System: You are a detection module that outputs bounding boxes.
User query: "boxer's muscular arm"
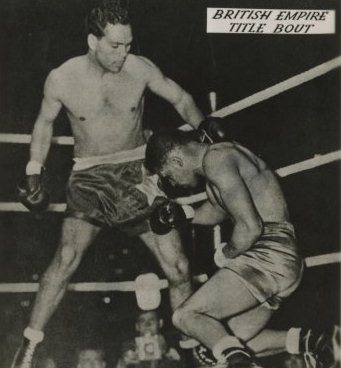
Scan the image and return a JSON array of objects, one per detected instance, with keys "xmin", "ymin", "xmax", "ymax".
[
  {"xmin": 143, "ymin": 58, "xmax": 204, "ymax": 128},
  {"xmin": 191, "ymin": 199, "xmax": 226, "ymax": 226},
  {"xmin": 204, "ymin": 151, "xmax": 263, "ymax": 258},
  {"xmin": 30, "ymin": 70, "xmax": 62, "ymax": 164}
]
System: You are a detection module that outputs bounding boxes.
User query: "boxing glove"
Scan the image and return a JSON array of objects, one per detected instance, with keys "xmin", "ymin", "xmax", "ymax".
[
  {"xmin": 18, "ymin": 165, "xmax": 50, "ymax": 212},
  {"xmin": 197, "ymin": 117, "xmax": 228, "ymax": 143},
  {"xmin": 150, "ymin": 200, "xmax": 194, "ymax": 235}
]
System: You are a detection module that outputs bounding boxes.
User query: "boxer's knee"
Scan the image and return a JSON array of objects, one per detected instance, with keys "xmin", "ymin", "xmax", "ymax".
[
  {"xmin": 164, "ymin": 256, "xmax": 190, "ymax": 287},
  {"xmin": 144, "ymin": 230, "xmax": 191, "ymax": 286},
  {"xmin": 172, "ymin": 307, "xmax": 186, "ymax": 331},
  {"xmin": 172, "ymin": 303, "xmax": 197, "ymax": 332}
]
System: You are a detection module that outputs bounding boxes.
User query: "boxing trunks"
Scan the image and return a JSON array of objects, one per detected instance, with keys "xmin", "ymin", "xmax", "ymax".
[
  {"xmin": 65, "ymin": 145, "xmax": 165, "ymax": 235},
  {"xmin": 223, "ymin": 221, "xmax": 304, "ymax": 309}
]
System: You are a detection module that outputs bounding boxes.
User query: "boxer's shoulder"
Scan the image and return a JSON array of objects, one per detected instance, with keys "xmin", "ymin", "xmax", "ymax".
[
  {"xmin": 129, "ymin": 55, "xmax": 163, "ymax": 80},
  {"xmin": 133, "ymin": 54, "xmax": 157, "ymax": 68},
  {"xmin": 53, "ymin": 56, "xmax": 85, "ymax": 76},
  {"xmin": 203, "ymin": 145, "xmax": 242, "ymax": 187},
  {"xmin": 45, "ymin": 56, "xmax": 85, "ymax": 92},
  {"xmin": 203, "ymin": 143, "xmax": 238, "ymax": 171}
]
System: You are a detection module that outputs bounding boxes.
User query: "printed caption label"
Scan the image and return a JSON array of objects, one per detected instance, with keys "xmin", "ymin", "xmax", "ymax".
[{"xmin": 207, "ymin": 8, "xmax": 335, "ymax": 34}]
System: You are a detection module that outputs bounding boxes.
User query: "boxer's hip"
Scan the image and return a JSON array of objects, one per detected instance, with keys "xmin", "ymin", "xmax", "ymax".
[
  {"xmin": 224, "ymin": 221, "xmax": 303, "ymax": 309},
  {"xmin": 65, "ymin": 147, "xmax": 165, "ymax": 234}
]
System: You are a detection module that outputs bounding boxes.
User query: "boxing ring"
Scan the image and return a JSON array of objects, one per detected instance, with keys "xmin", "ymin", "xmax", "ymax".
[{"xmin": 0, "ymin": 56, "xmax": 340, "ymax": 302}]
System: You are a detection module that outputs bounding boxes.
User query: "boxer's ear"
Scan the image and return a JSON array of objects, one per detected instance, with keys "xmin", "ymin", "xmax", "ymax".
[{"xmin": 88, "ymin": 34, "xmax": 98, "ymax": 51}]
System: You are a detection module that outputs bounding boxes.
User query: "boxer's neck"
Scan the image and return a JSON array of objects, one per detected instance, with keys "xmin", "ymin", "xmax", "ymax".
[{"xmin": 192, "ymin": 143, "xmax": 209, "ymax": 176}]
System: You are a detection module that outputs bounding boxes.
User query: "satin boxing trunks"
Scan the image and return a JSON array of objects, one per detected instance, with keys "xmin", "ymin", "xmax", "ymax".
[
  {"xmin": 223, "ymin": 221, "xmax": 304, "ymax": 309},
  {"xmin": 65, "ymin": 145, "xmax": 165, "ymax": 235}
]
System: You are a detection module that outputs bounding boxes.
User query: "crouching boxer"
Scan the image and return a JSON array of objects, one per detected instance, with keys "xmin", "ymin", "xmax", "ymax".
[{"xmin": 145, "ymin": 130, "xmax": 340, "ymax": 368}]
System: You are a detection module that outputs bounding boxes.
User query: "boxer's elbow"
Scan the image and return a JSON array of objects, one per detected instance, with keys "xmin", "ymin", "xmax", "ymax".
[
  {"xmin": 172, "ymin": 90, "xmax": 203, "ymax": 127},
  {"xmin": 232, "ymin": 220, "xmax": 263, "ymax": 253},
  {"xmin": 247, "ymin": 219, "xmax": 263, "ymax": 242}
]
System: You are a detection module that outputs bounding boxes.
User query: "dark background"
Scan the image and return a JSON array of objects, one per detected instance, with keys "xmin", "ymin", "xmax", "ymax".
[{"xmin": 0, "ymin": 0, "xmax": 340, "ymax": 366}]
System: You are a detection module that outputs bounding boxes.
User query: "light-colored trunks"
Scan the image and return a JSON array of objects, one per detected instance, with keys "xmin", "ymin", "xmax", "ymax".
[{"xmin": 223, "ymin": 221, "xmax": 303, "ymax": 309}]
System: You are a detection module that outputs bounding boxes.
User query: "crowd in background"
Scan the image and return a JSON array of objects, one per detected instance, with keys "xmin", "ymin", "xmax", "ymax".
[{"xmin": 2, "ymin": 309, "xmax": 307, "ymax": 368}]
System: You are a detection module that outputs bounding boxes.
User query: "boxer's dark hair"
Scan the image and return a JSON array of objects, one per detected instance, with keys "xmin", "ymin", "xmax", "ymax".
[
  {"xmin": 145, "ymin": 130, "xmax": 196, "ymax": 174},
  {"xmin": 85, "ymin": 0, "xmax": 130, "ymax": 37}
]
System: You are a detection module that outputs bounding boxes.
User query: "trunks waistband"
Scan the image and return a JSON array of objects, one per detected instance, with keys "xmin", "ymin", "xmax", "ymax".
[
  {"xmin": 72, "ymin": 145, "xmax": 146, "ymax": 171},
  {"xmin": 262, "ymin": 221, "xmax": 295, "ymax": 237}
]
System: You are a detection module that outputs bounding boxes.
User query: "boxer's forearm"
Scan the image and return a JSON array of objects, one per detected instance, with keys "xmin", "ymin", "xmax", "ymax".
[
  {"xmin": 191, "ymin": 200, "xmax": 226, "ymax": 225},
  {"xmin": 174, "ymin": 92, "xmax": 204, "ymax": 128},
  {"xmin": 30, "ymin": 118, "xmax": 54, "ymax": 165},
  {"xmin": 227, "ymin": 221, "xmax": 262, "ymax": 258}
]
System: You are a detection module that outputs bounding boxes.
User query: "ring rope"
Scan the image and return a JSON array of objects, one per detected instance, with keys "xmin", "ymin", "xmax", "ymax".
[
  {"xmin": 0, "ymin": 274, "xmax": 208, "ymax": 294},
  {"xmin": 0, "ymin": 252, "xmax": 339, "ymax": 294},
  {"xmin": 176, "ymin": 150, "xmax": 341, "ymax": 205},
  {"xmin": 0, "ymin": 134, "xmax": 74, "ymax": 145},
  {"xmin": 179, "ymin": 55, "xmax": 341, "ymax": 131},
  {"xmin": 0, "ymin": 56, "xmax": 340, "ymax": 145},
  {"xmin": 0, "ymin": 60, "xmax": 338, "ymax": 293},
  {"xmin": 0, "ymin": 150, "xmax": 339, "ymax": 212}
]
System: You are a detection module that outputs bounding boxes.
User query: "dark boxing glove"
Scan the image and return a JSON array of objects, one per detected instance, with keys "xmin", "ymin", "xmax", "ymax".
[
  {"xmin": 197, "ymin": 116, "xmax": 227, "ymax": 143},
  {"xmin": 18, "ymin": 162, "xmax": 50, "ymax": 212},
  {"xmin": 150, "ymin": 200, "xmax": 194, "ymax": 235}
]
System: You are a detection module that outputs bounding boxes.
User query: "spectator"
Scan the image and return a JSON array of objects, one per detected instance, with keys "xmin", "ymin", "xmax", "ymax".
[
  {"xmin": 36, "ymin": 355, "xmax": 58, "ymax": 368},
  {"xmin": 76, "ymin": 347, "xmax": 107, "ymax": 368},
  {"xmin": 116, "ymin": 310, "xmax": 184, "ymax": 368}
]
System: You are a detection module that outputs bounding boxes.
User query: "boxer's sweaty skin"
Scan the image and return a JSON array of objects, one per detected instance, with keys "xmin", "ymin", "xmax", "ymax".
[
  {"xmin": 26, "ymin": 23, "xmax": 201, "ymax": 334},
  {"xmin": 55, "ymin": 54, "xmax": 148, "ymax": 156},
  {"xmin": 202, "ymin": 142, "xmax": 290, "ymax": 258},
  {"xmin": 204, "ymin": 142, "xmax": 289, "ymax": 223},
  {"xmin": 157, "ymin": 139, "xmax": 290, "ymax": 256},
  {"xmin": 30, "ymin": 23, "xmax": 203, "ymax": 162},
  {"xmin": 157, "ymin": 140, "xmax": 301, "ymax": 356}
]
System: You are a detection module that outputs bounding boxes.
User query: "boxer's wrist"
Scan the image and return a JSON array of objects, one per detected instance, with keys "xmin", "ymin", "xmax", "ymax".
[{"xmin": 182, "ymin": 204, "xmax": 195, "ymax": 220}]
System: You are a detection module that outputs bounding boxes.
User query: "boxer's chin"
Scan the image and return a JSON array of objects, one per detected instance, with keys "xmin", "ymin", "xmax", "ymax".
[
  {"xmin": 107, "ymin": 61, "xmax": 125, "ymax": 73},
  {"xmin": 109, "ymin": 65, "xmax": 122, "ymax": 73}
]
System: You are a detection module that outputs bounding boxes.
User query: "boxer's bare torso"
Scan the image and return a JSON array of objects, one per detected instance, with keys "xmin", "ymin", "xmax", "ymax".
[
  {"xmin": 204, "ymin": 142, "xmax": 289, "ymax": 223},
  {"xmin": 30, "ymin": 23, "xmax": 203, "ymax": 165},
  {"xmin": 50, "ymin": 54, "xmax": 151, "ymax": 157}
]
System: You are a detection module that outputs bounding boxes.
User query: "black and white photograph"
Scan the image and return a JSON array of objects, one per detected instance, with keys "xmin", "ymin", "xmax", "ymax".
[{"xmin": 0, "ymin": 0, "xmax": 340, "ymax": 367}]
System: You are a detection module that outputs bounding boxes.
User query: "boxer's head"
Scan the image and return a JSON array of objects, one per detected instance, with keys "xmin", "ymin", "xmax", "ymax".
[
  {"xmin": 145, "ymin": 130, "xmax": 203, "ymax": 189},
  {"xmin": 135, "ymin": 310, "xmax": 163, "ymax": 336},
  {"xmin": 86, "ymin": 0, "xmax": 132, "ymax": 73}
]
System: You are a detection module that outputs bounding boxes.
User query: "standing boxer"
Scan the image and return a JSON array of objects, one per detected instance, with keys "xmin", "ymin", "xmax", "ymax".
[{"xmin": 13, "ymin": 1, "xmax": 204, "ymax": 367}]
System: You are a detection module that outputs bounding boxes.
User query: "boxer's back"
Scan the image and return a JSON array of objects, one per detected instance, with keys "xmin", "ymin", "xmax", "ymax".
[{"xmin": 204, "ymin": 142, "xmax": 289, "ymax": 222}]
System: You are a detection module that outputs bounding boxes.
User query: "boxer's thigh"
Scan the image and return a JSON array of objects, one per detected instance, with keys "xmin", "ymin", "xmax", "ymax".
[
  {"xmin": 139, "ymin": 228, "xmax": 190, "ymax": 279},
  {"xmin": 227, "ymin": 303, "xmax": 274, "ymax": 342},
  {"xmin": 179, "ymin": 268, "xmax": 259, "ymax": 320},
  {"xmin": 55, "ymin": 217, "xmax": 101, "ymax": 266}
]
